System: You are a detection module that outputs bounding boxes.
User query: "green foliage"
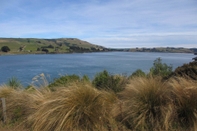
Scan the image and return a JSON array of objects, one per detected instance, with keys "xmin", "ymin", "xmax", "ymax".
[
  {"xmin": 7, "ymin": 77, "xmax": 22, "ymax": 89},
  {"xmin": 41, "ymin": 48, "xmax": 49, "ymax": 53},
  {"xmin": 149, "ymin": 57, "xmax": 173, "ymax": 77},
  {"xmin": 49, "ymin": 74, "xmax": 80, "ymax": 87},
  {"xmin": 92, "ymin": 70, "xmax": 109, "ymax": 88},
  {"xmin": 92, "ymin": 70, "xmax": 127, "ymax": 93},
  {"xmin": 48, "ymin": 74, "xmax": 90, "ymax": 91},
  {"xmin": 1, "ymin": 46, "xmax": 10, "ymax": 52},
  {"xmin": 81, "ymin": 75, "xmax": 90, "ymax": 82},
  {"xmin": 170, "ymin": 61, "xmax": 197, "ymax": 80},
  {"xmin": 130, "ymin": 69, "xmax": 146, "ymax": 78}
]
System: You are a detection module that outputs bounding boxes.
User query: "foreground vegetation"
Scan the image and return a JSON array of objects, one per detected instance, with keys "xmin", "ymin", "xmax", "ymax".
[{"xmin": 0, "ymin": 59, "xmax": 197, "ymax": 131}]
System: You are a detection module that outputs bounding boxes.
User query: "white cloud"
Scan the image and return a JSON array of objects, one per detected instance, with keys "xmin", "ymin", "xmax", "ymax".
[{"xmin": 0, "ymin": 0, "xmax": 197, "ymax": 47}]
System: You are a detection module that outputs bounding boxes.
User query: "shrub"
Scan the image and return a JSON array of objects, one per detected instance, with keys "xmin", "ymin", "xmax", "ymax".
[
  {"xmin": 92, "ymin": 70, "xmax": 128, "ymax": 93},
  {"xmin": 92, "ymin": 70, "xmax": 109, "ymax": 88},
  {"xmin": 114, "ymin": 77, "xmax": 171, "ymax": 130},
  {"xmin": 170, "ymin": 61, "xmax": 197, "ymax": 80},
  {"xmin": 130, "ymin": 69, "xmax": 146, "ymax": 78},
  {"xmin": 47, "ymin": 45, "xmax": 54, "ymax": 48},
  {"xmin": 29, "ymin": 84, "xmax": 116, "ymax": 131},
  {"xmin": 6, "ymin": 77, "xmax": 22, "ymax": 89},
  {"xmin": 48, "ymin": 74, "xmax": 90, "ymax": 91},
  {"xmin": 1, "ymin": 46, "xmax": 10, "ymax": 52},
  {"xmin": 41, "ymin": 48, "xmax": 49, "ymax": 53},
  {"xmin": 149, "ymin": 57, "xmax": 173, "ymax": 78}
]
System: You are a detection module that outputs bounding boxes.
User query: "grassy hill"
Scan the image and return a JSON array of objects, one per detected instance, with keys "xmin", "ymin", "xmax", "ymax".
[
  {"xmin": 128, "ymin": 47, "xmax": 197, "ymax": 53},
  {"xmin": 0, "ymin": 38, "xmax": 107, "ymax": 54}
]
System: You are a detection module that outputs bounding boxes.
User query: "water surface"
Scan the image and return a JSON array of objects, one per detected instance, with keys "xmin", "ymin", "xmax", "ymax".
[{"xmin": 0, "ymin": 52, "xmax": 194, "ymax": 86}]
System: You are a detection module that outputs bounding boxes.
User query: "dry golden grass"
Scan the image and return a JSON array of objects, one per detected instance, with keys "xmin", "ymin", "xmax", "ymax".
[
  {"xmin": 1, "ymin": 76, "xmax": 197, "ymax": 131},
  {"xmin": 168, "ymin": 77, "xmax": 197, "ymax": 130},
  {"xmin": 113, "ymin": 76, "xmax": 171, "ymax": 131},
  {"xmin": 0, "ymin": 86, "xmax": 51, "ymax": 129},
  {"xmin": 28, "ymin": 83, "xmax": 117, "ymax": 131}
]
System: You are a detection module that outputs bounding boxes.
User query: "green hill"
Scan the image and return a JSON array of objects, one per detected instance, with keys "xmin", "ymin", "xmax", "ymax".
[{"xmin": 0, "ymin": 38, "xmax": 107, "ymax": 54}]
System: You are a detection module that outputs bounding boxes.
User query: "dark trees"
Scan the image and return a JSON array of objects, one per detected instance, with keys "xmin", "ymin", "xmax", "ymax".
[{"xmin": 1, "ymin": 46, "xmax": 10, "ymax": 52}]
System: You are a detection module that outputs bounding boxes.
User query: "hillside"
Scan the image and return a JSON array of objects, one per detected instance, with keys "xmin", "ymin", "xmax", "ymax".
[
  {"xmin": 0, "ymin": 38, "xmax": 107, "ymax": 54},
  {"xmin": 128, "ymin": 47, "xmax": 197, "ymax": 53},
  {"xmin": 1, "ymin": 38, "xmax": 197, "ymax": 55}
]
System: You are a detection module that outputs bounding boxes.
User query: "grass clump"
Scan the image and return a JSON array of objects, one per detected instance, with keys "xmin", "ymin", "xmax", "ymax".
[
  {"xmin": 168, "ymin": 77, "xmax": 197, "ymax": 130},
  {"xmin": 29, "ymin": 83, "xmax": 116, "ymax": 131},
  {"xmin": 114, "ymin": 76, "xmax": 171, "ymax": 130}
]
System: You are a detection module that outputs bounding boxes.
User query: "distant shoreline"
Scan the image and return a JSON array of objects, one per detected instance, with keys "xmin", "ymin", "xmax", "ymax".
[
  {"xmin": 0, "ymin": 38, "xmax": 196, "ymax": 55},
  {"xmin": 0, "ymin": 50, "xmax": 195, "ymax": 57}
]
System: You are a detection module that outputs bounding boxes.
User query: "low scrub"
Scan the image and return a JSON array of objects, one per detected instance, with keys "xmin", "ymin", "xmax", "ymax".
[
  {"xmin": 149, "ymin": 57, "xmax": 173, "ymax": 78},
  {"xmin": 129, "ymin": 69, "xmax": 146, "ymax": 78},
  {"xmin": 48, "ymin": 74, "xmax": 90, "ymax": 91},
  {"xmin": 170, "ymin": 61, "xmax": 197, "ymax": 80},
  {"xmin": 0, "ymin": 69, "xmax": 197, "ymax": 130},
  {"xmin": 92, "ymin": 70, "xmax": 128, "ymax": 93}
]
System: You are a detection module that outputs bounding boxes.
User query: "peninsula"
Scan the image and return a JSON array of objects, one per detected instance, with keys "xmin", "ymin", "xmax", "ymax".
[{"xmin": 0, "ymin": 38, "xmax": 197, "ymax": 54}]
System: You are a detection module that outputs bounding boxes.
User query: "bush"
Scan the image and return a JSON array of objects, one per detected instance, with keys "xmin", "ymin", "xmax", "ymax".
[
  {"xmin": 92, "ymin": 70, "xmax": 128, "ymax": 93},
  {"xmin": 130, "ymin": 69, "xmax": 146, "ymax": 78},
  {"xmin": 47, "ymin": 45, "xmax": 54, "ymax": 48},
  {"xmin": 1, "ymin": 46, "xmax": 10, "ymax": 52},
  {"xmin": 7, "ymin": 77, "xmax": 22, "ymax": 89},
  {"xmin": 149, "ymin": 57, "xmax": 173, "ymax": 78},
  {"xmin": 170, "ymin": 61, "xmax": 197, "ymax": 80},
  {"xmin": 41, "ymin": 48, "xmax": 49, "ymax": 53},
  {"xmin": 48, "ymin": 74, "xmax": 90, "ymax": 91}
]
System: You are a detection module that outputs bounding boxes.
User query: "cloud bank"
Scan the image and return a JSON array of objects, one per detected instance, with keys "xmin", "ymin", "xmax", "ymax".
[{"xmin": 0, "ymin": 0, "xmax": 197, "ymax": 48}]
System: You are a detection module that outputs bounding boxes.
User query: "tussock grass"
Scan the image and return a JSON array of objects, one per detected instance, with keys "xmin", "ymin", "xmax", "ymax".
[
  {"xmin": 114, "ymin": 77, "xmax": 171, "ymax": 130},
  {"xmin": 168, "ymin": 77, "xmax": 197, "ymax": 130},
  {"xmin": 28, "ymin": 83, "xmax": 117, "ymax": 131},
  {"xmin": 1, "ymin": 75, "xmax": 197, "ymax": 131},
  {"xmin": 0, "ymin": 86, "xmax": 15, "ymax": 98},
  {"xmin": 0, "ymin": 86, "xmax": 50, "ymax": 130},
  {"xmin": 0, "ymin": 121, "xmax": 29, "ymax": 131}
]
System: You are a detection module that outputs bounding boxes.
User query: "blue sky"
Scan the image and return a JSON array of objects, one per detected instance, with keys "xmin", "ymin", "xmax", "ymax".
[{"xmin": 0, "ymin": 0, "xmax": 197, "ymax": 48}]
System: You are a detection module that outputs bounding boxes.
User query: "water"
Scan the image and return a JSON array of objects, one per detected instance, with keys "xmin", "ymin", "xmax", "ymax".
[{"xmin": 0, "ymin": 52, "xmax": 194, "ymax": 86}]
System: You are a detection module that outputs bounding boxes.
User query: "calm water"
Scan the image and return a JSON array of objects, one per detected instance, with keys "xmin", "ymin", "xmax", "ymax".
[{"xmin": 0, "ymin": 52, "xmax": 194, "ymax": 86}]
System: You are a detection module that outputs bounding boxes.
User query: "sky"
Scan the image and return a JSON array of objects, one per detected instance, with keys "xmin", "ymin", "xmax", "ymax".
[{"xmin": 0, "ymin": 0, "xmax": 197, "ymax": 48}]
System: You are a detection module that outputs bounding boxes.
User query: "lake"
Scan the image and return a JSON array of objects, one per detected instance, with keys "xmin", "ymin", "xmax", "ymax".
[{"xmin": 0, "ymin": 52, "xmax": 194, "ymax": 86}]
